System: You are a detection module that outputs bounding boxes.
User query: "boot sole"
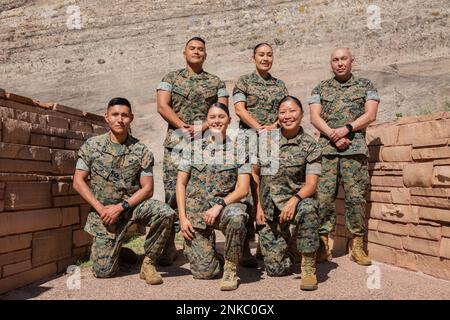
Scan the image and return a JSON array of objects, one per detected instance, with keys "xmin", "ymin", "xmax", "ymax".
[
  {"xmin": 350, "ymin": 254, "xmax": 372, "ymax": 266},
  {"xmin": 146, "ymin": 279, "xmax": 163, "ymax": 285},
  {"xmin": 220, "ymin": 286, "xmax": 238, "ymax": 291},
  {"xmin": 300, "ymin": 284, "xmax": 318, "ymax": 291}
]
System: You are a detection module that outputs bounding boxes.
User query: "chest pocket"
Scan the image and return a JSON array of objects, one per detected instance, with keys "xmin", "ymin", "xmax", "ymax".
[
  {"xmin": 216, "ymin": 164, "xmax": 238, "ymax": 192},
  {"xmin": 91, "ymin": 159, "xmax": 112, "ymax": 180},
  {"xmin": 120, "ymin": 157, "xmax": 141, "ymax": 183},
  {"xmin": 203, "ymin": 88, "xmax": 218, "ymax": 107},
  {"xmin": 347, "ymin": 91, "xmax": 366, "ymax": 117},
  {"xmin": 246, "ymin": 94, "xmax": 259, "ymax": 109},
  {"xmin": 172, "ymin": 85, "xmax": 190, "ymax": 113},
  {"xmin": 280, "ymin": 157, "xmax": 306, "ymax": 184}
]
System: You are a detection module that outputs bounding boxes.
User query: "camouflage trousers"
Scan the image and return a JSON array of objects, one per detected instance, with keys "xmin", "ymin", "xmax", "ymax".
[
  {"xmin": 259, "ymin": 198, "xmax": 319, "ymax": 276},
  {"xmin": 88, "ymin": 198, "xmax": 175, "ymax": 278},
  {"xmin": 317, "ymin": 155, "xmax": 370, "ymax": 237},
  {"xmin": 163, "ymin": 147, "xmax": 181, "ymax": 239},
  {"xmin": 184, "ymin": 203, "xmax": 248, "ymax": 279}
]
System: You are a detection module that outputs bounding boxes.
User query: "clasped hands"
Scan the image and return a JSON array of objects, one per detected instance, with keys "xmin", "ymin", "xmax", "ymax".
[
  {"xmin": 99, "ymin": 204, "xmax": 123, "ymax": 226},
  {"xmin": 328, "ymin": 126, "xmax": 352, "ymax": 150}
]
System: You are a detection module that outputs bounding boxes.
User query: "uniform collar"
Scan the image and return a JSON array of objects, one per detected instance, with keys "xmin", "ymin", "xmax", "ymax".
[
  {"xmin": 280, "ymin": 127, "xmax": 305, "ymax": 146},
  {"xmin": 251, "ymin": 71, "xmax": 276, "ymax": 85},
  {"xmin": 101, "ymin": 131, "xmax": 135, "ymax": 156},
  {"xmin": 332, "ymin": 73, "xmax": 356, "ymax": 88},
  {"xmin": 203, "ymin": 135, "xmax": 233, "ymax": 150},
  {"xmin": 181, "ymin": 67, "xmax": 208, "ymax": 80}
]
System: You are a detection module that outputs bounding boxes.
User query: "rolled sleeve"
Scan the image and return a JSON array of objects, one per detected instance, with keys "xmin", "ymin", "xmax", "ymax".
[
  {"xmin": 157, "ymin": 81, "xmax": 173, "ymax": 92},
  {"xmin": 140, "ymin": 165, "xmax": 153, "ymax": 177},
  {"xmin": 218, "ymin": 87, "xmax": 229, "ymax": 98},
  {"xmin": 308, "ymin": 94, "xmax": 321, "ymax": 105},
  {"xmin": 178, "ymin": 161, "xmax": 192, "ymax": 173},
  {"xmin": 75, "ymin": 158, "xmax": 90, "ymax": 172},
  {"xmin": 306, "ymin": 162, "xmax": 321, "ymax": 176},
  {"xmin": 233, "ymin": 92, "xmax": 247, "ymax": 104},
  {"xmin": 238, "ymin": 163, "xmax": 252, "ymax": 174},
  {"xmin": 366, "ymin": 90, "xmax": 380, "ymax": 102}
]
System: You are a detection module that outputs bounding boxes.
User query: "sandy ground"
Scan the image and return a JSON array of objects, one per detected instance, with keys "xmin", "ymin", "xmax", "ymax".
[{"xmin": 2, "ymin": 233, "xmax": 450, "ymax": 300}]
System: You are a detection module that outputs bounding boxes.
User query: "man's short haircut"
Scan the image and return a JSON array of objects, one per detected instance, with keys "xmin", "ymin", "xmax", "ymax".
[
  {"xmin": 253, "ymin": 42, "xmax": 273, "ymax": 56},
  {"xmin": 186, "ymin": 36, "xmax": 206, "ymax": 46},
  {"xmin": 278, "ymin": 95, "xmax": 303, "ymax": 113},
  {"xmin": 107, "ymin": 97, "xmax": 132, "ymax": 112},
  {"xmin": 208, "ymin": 102, "xmax": 230, "ymax": 117}
]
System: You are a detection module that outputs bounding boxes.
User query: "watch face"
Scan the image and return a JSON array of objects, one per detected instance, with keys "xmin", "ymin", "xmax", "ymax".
[{"xmin": 122, "ymin": 201, "xmax": 130, "ymax": 209}]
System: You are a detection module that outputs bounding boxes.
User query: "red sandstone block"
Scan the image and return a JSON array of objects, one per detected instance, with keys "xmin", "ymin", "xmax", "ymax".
[
  {"xmin": 62, "ymin": 207, "xmax": 80, "ymax": 226},
  {"xmin": 66, "ymin": 130, "xmax": 86, "ymax": 140},
  {"xmin": 65, "ymin": 139, "xmax": 84, "ymax": 150},
  {"xmin": 52, "ymin": 182, "xmax": 70, "ymax": 196},
  {"xmin": 73, "ymin": 246, "xmax": 90, "ymax": 257},
  {"xmin": 371, "ymin": 176, "xmax": 404, "ymax": 187},
  {"xmin": 0, "ymin": 262, "xmax": 57, "ymax": 294},
  {"xmin": 85, "ymin": 112, "xmax": 106, "ymax": 123},
  {"xmin": 0, "ymin": 249, "xmax": 31, "ymax": 267},
  {"xmin": 32, "ymin": 227, "xmax": 72, "ymax": 266},
  {"xmin": 402, "ymin": 236, "xmax": 440, "ymax": 256},
  {"xmin": 434, "ymin": 159, "xmax": 450, "ymax": 166},
  {"xmin": 368, "ymin": 145, "xmax": 382, "ymax": 162},
  {"xmin": 80, "ymin": 204, "xmax": 90, "ymax": 227},
  {"xmin": 413, "ymin": 139, "xmax": 448, "ymax": 148},
  {"xmin": 53, "ymin": 195, "xmax": 85, "ymax": 207},
  {"xmin": 410, "ymin": 196, "xmax": 449, "ymax": 209},
  {"xmin": 3, "ymin": 260, "xmax": 32, "ymax": 277},
  {"xmin": 368, "ymin": 219, "xmax": 379, "ymax": 231},
  {"xmin": 408, "ymin": 224, "xmax": 441, "ymax": 240},
  {"xmin": 417, "ymin": 112, "xmax": 447, "ymax": 122},
  {"xmin": 368, "ymin": 231, "xmax": 403, "ymax": 249},
  {"xmin": 73, "ymin": 229, "xmax": 92, "ymax": 247},
  {"xmin": 3, "ymin": 182, "xmax": 52, "ymax": 212},
  {"xmin": 31, "ymin": 124, "xmax": 68, "ymax": 138},
  {"xmin": 336, "ymin": 199, "xmax": 345, "ymax": 214},
  {"xmin": 30, "ymin": 133, "xmax": 65, "ymax": 148},
  {"xmin": 336, "ymin": 214, "xmax": 345, "ymax": 226},
  {"xmin": 402, "ymin": 163, "xmax": 434, "ymax": 188},
  {"xmin": 69, "ymin": 120, "xmax": 93, "ymax": 133},
  {"xmin": 46, "ymin": 115, "xmax": 69, "ymax": 130},
  {"xmin": 416, "ymin": 254, "xmax": 450, "ymax": 281},
  {"xmin": 56, "ymin": 256, "xmax": 79, "ymax": 273},
  {"xmin": 0, "ymin": 143, "xmax": 51, "ymax": 161},
  {"xmin": 432, "ymin": 165, "xmax": 450, "ymax": 187},
  {"xmin": 442, "ymin": 226, "xmax": 450, "ymax": 238},
  {"xmin": 369, "ymin": 191, "xmax": 392, "ymax": 203},
  {"xmin": 412, "ymin": 146, "xmax": 450, "ymax": 160},
  {"xmin": 0, "ymin": 182, "xmax": 4, "ymax": 198},
  {"xmin": 2, "ymin": 118, "xmax": 31, "ymax": 144},
  {"xmin": 53, "ymin": 103, "xmax": 85, "ymax": 117},
  {"xmin": 92, "ymin": 124, "xmax": 108, "ymax": 134},
  {"xmin": 0, "ymin": 208, "xmax": 62, "ymax": 236},
  {"xmin": 329, "ymin": 235, "xmax": 349, "ymax": 254},
  {"xmin": 418, "ymin": 207, "xmax": 450, "ymax": 223},
  {"xmin": 397, "ymin": 119, "xmax": 450, "ymax": 145},
  {"xmin": 367, "ymin": 242, "xmax": 396, "ymax": 265},
  {"xmin": 366, "ymin": 125, "xmax": 399, "ymax": 146},
  {"xmin": 369, "ymin": 162, "xmax": 408, "ymax": 171},
  {"xmin": 5, "ymin": 93, "xmax": 35, "ymax": 106},
  {"xmin": 0, "ymin": 159, "xmax": 53, "ymax": 174},
  {"xmin": 397, "ymin": 116, "xmax": 419, "ymax": 125},
  {"xmin": 390, "ymin": 188, "xmax": 410, "ymax": 204},
  {"xmin": 381, "ymin": 146, "xmax": 412, "ymax": 162},
  {"xmin": 377, "ymin": 221, "xmax": 408, "ymax": 236},
  {"xmin": 368, "ymin": 203, "xmax": 419, "ymax": 223},
  {"xmin": 370, "ymin": 170, "xmax": 403, "ymax": 176},
  {"xmin": 51, "ymin": 149, "xmax": 77, "ymax": 175},
  {"xmin": 0, "ymin": 233, "xmax": 32, "ymax": 254},
  {"xmin": 32, "ymin": 99, "xmax": 54, "ymax": 110},
  {"xmin": 440, "ymin": 237, "xmax": 450, "ymax": 259},
  {"xmin": 395, "ymin": 250, "xmax": 418, "ymax": 271}
]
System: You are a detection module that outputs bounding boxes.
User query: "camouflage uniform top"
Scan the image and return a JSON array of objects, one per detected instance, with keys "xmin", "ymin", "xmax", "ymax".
[
  {"xmin": 157, "ymin": 68, "xmax": 229, "ymax": 148},
  {"xmin": 258, "ymin": 128, "xmax": 322, "ymax": 221},
  {"xmin": 178, "ymin": 136, "xmax": 251, "ymax": 230},
  {"xmin": 76, "ymin": 132, "xmax": 154, "ymax": 237},
  {"xmin": 308, "ymin": 74, "xmax": 380, "ymax": 157},
  {"xmin": 233, "ymin": 71, "xmax": 289, "ymax": 129}
]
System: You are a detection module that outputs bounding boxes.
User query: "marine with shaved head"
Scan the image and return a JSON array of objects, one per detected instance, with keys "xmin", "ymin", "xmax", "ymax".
[{"xmin": 309, "ymin": 47, "xmax": 380, "ymax": 265}]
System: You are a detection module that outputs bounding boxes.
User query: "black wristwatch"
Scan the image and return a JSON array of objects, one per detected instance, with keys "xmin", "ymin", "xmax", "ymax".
[
  {"xmin": 345, "ymin": 123, "xmax": 353, "ymax": 134},
  {"xmin": 214, "ymin": 197, "xmax": 227, "ymax": 208},
  {"xmin": 293, "ymin": 194, "xmax": 303, "ymax": 202},
  {"xmin": 121, "ymin": 200, "xmax": 130, "ymax": 210}
]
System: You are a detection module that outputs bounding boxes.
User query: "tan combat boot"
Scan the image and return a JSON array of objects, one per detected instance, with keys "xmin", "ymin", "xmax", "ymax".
[
  {"xmin": 350, "ymin": 235, "xmax": 372, "ymax": 266},
  {"xmin": 316, "ymin": 234, "xmax": 332, "ymax": 263},
  {"xmin": 300, "ymin": 252, "xmax": 318, "ymax": 291},
  {"xmin": 239, "ymin": 239, "xmax": 258, "ymax": 268},
  {"xmin": 220, "ymin": 260, "xmax": 238, "ymax": 291},
  {"xmin": 140, "ymin": 256, "xmax": 163, "ymax": 285}
]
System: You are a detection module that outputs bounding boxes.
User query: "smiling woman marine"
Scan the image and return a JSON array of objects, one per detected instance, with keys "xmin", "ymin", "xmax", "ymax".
[
  {"xmin": 176, "ymin": 102, "xmax": 251, "ymax": 291},
  {"xmin": 254, "ymin": 96, "xmax": 322, "ymax": 291}
]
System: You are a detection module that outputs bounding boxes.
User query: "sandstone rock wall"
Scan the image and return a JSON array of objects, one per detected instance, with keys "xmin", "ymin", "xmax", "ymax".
[
  {"xmin": 0, "ymin": 88, "xmax": 111, "ymax": 294},
  {"xmin": 330, "ymin": 112, "xmax": 450, "ymax": 281}
]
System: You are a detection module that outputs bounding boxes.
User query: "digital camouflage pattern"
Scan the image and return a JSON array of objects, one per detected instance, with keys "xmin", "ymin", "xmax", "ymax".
[
  {"xmin": 157, "ymin": 68, "xmax": 228, "ymax": 210},
  {"xmin": 258, "ymin": 198, "xmax": 319, "ymax": 276},
  {"xmin": 77, "ymin": 132, "xmax": 175, "ymax": 277},
  {"xmin": 179, "ymin": 137, "xmax": 250, "ymax": 279},
  {"xmin": 184, "ymin": 203, "xmax": 248, "ymax": 279},
  {"xmin": 308, "ymin": 75, "xmax": 380, "ymax": 156},
  {"xmin": 317, "ymin": 155, "xmax": 370, "ymax": 236},
  {"xmin": 233, "ymin": 71, "xmax": 288, "ymax": 129},
  {"xmin": 257, "ymin": 128, "xmax": 321, "ymax": 276}
]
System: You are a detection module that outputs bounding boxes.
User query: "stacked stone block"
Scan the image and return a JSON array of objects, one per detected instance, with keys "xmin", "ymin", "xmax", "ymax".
[
  {"xmin": 0, "ymin": 88, "xmax": 109, "ymax": 294},
  {"xmin": 330, "ymin": 112, "xmax": 450, "ymax": 280}
]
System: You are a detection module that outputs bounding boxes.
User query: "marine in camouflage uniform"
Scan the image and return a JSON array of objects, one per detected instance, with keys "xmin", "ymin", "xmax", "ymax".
[
  {"xmin": 257, "ymin": 128, "xmax": 321, "ymax": 276},
  {"xmin": 232, "ymin": 71, "xmax": 289, "ymax": 257},
  {"xmin": 156, "ymin": 69, "xmax": 229, "ymax": 263},
  {"xmin": 309, "ymin": 74, "xmax": 380, "ymax": 261},
  {"xmin": 77, "ymin": 132, "xmax": 175, "ymax": 278},
  {"xmin": 178, "ymin": 136, "xmax": 250, "ymax": 280}
]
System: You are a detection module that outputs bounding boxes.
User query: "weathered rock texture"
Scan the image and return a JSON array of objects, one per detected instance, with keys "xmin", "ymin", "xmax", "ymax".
[
  {"xmin": 330, "ymin": 112, "xmax": 450, "ymax": 281},
  {"xmin": 0, "ymin": 88, "xmax": 110, "ymax": 294}
]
